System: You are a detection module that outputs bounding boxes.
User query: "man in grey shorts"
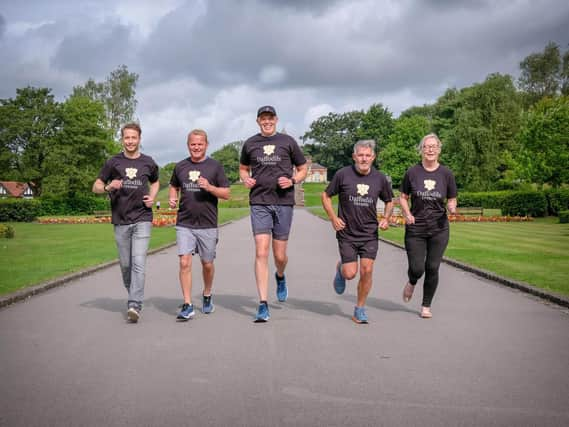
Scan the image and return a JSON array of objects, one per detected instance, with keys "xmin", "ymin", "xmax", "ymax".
[
  {"xmin": 239, "ymin": 106, "xmax": 308, "ymax": 322},
  {"xmin": 169, "ymin": 129, "xmax": 230, "ymax": 320}
]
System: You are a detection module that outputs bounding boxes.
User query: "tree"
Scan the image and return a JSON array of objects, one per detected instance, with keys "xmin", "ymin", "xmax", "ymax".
[
  {"xmin": 73, "ymin": 65, "xmax": 138, "ymax": 139},
  {"xmin": 0, "ymin": 87, "xmax": 61, "ymax": 195},
  {"xmin": 159, "ymin": 162, "xmax": 177, "ymax": 189},
  {"xmin": 429, "ymin": 75, "xmax": 522, "ymax": 191},
  {"xmin": 380, "ymin": 115, "xmax": 431, "ymax": 187},
  {"xmin": 211, "ymin": 141, "xmax": 242, "ymax": 183},
  {"xmin": 517, "ymin": 96, "xmax": 569, "ymax": 188},
  {"xmin": 41, "ymin": 96, "xmax": 113, "ymax": 196},
  {"xmin": 356, "ymin": 103, "xmax": 394, "ymax": 155},
  {"xmin": 518, "ymin": 42, "xmax": 565, "ymax": 105},
  {"xmin": 301, "ymin": 111, "xmax": 364, "ymax": 179}
]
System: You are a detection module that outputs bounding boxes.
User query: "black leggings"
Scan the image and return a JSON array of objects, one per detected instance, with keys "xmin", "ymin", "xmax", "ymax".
[{"xmin": 404, "ymin": 227, "xmax": 449, "ymax": 307}]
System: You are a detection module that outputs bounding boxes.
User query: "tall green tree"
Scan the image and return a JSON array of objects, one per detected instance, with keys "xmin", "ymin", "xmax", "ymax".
[
  {"xmin": 447, "ymin": 74, "xmax": 522, "ymax": 190},
  {"xmin": 518, "ymin": 42, "xmax": 566, "ymax": 105},
  {"xmin": 42, "ymin": 96, "xmax": 113, "ymax": 196},
  {"xmin": 301, "ymin": 111, "xmax": 364, "ymax": 179},
  {"xmin": 517, "ymin": 96, "xmax": 569, "ymax": 188},
  {"xmin": 380, "ymin": 115, "xmax": 431, "ymax": 187},
  {"xmin": 73, "ymin": 65, "xmax": 138, "ymax": 139},
  {"xmin": 356, "ymin": 103, "xmax": 394, "ymax": 154},
  {"xmin": 0, "ymin": 87, "xmax": 61, "ymax": 195},
  {"xmin": 211, "ymin": 141, "xmax": 242, "ymax": 183}
]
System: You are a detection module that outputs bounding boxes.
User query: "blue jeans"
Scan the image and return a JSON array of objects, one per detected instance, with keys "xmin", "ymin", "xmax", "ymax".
[{"xmin": 113, "ymin": 222, "xmax": 152, "ymax": 310}]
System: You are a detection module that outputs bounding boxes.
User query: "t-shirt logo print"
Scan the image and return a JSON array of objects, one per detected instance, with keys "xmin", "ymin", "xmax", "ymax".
[
  {"xmin": 125, "ymin": 168, "xmax": 138, "ymax": 179},
  {"xmin": 189, "ymin": 171, "xmax": 201, "ymax": 182},
  {"xmin": 424, "ymin": 179, "xmax": 436, "ymax": 191},
  {"xmin": 357, "ymin": 184, "xmax": 369, "ymax": 196},
  {"xmin": 263, "ymin": 145, "xmax": 275, "ymax": 155}
]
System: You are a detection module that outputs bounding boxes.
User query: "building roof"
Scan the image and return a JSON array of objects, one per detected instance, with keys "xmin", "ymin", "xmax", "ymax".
[
  {"xmin": 0, "ymin": 181, "xmax": 31, "ymax": 197},
  {"xmin": 310, "ymin": 162, "xmax": 327, "ymax": 170}
]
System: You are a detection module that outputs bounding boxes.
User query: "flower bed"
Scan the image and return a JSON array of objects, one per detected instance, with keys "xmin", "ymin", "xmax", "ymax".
[
  {"xmin": 38, "ymin": 212, "xmax": 178, "ymax": 227},
  {"xmin": 378, "ymin": 214, "xmax": 533, "ymax": 226}
]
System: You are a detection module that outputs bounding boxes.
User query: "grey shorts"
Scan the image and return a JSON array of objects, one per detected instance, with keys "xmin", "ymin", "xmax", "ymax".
[
  {"xmin": 338, "ymin": 239, "xmax": 378, "ymax": 263},
  {"xmin": 175, "ymin": 226, "xmax": 218, "ymax": 262},
  {"xmin": 250, "ymin": 205, "xmax": 294, "ymax": 241}
]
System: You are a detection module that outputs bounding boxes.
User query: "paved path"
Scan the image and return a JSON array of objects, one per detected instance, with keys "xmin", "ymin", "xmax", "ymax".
[{"xmin": 1, "ymin": 209, "xmax": 568, "ymax": 427}]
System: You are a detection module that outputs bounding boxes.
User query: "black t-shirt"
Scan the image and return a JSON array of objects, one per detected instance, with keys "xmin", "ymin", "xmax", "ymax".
[
  {"xmin": 240, "ymin": 132, "xmax": 307, "ymax": 205},
  {"xmin": 400, "ymin": 163, "xmax": 457, "ymax": 230},
  {"xmin": 325, "ymin": 166, "xmax": 393, "ymax": 242},
  {"xmin": 98, "ymin": 153, "xmax": 159, "ymax": 225},
  {"xmin": 170, "ymin": 157, "xmax": 230, "ymax": 229}
]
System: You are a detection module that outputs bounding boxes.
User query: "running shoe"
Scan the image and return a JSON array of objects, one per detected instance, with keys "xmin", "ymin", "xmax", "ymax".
[
  {"xmin": 333, "ymin": 262, "xmax": 346, "ymax": 295},
  {"xmin": 352, "ymin": 306, "xmax": 368, "ymax": 324},
  {"xmin": 202, "ymin": 295, "xmax": 215, "ymax": 314},
  {"xmin": 254, "ymin": 302, "xmax": 270, "ymax": 322},
  {"xmin": 275, "ymin": 272, "xmax": 288, "ymax": 302},
  {"xmin": 127, "ymin": 307, "xmax": 140, "ymax": 323},
  {"xmin": 177, "ymin": 303, "xmax": 195, "ymax": 321}
]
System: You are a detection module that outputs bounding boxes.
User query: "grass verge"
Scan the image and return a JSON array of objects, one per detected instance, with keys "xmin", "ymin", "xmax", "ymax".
[{"xmin": 0, "ymin": 207, "xmax": 249, "ymax": 295}]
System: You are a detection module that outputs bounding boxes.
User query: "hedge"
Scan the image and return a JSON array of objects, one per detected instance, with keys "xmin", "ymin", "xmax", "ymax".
[
  {"xmin": 545, "ymin": 188, "xmax": 569, "ymax": 216},
  {"xmin": 500, "ymin": 191, "xmax": 548, "ymax": 217},
  {"xmin": 0, "ymin": 195, "xmax": 110, "ymax": 221},
  {"xmin": 559, "ymin": 210, "xmax": 569, "ymax": 224},
  {"xmin": 38, "ymin": 195, "xmax": 110, "ymax": 216},
  {"xmin": 0, "ymin": 199, "xmax": 41, "ymax": 222},
  {"xmin": 457, "ymin": 191, "xmax": 510, "ymax": 209}
]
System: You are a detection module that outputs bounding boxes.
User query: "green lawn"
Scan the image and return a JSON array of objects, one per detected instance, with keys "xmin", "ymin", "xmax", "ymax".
[
  {"xmin": 0, "ymin": 207, "xmax": 249, "ymax": 295},
  {"xmin": 307, "ymin": 208, "xmax": 569, "ymax": 296}
]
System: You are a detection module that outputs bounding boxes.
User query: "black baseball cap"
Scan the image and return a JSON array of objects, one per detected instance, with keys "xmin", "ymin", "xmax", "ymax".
[{"xmin": 257, "ymin": 105, "xmax": 277, "ymax": 117}]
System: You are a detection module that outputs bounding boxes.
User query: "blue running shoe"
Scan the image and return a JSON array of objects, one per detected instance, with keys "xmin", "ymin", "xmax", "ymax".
[
  {"xmin": 333, "ymin": 262, "xmax": 346, "ymax": 295},
  {"xmin": 352, "ymin": 306, "xmax": 368, "ymax": 324},
  {"xmin": 275, "ymin": 272, "xmax": 288, "ymax": 302},
  {"xmin": 202, "ymin": 295, "xmax": 215, "ymax": 314},
  {"xmin": 254, "ymin": 302, "xmax": 270, "ymax": 322},
  {"xmin": 177, "ymin": 303, "xmax": 195, "ymax": 321}
]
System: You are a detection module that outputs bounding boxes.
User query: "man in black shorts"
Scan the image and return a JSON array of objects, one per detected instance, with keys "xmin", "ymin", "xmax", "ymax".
[
  {"xmin": 239, "ymin": 106, "xmax": 308, "ymax": 322},
  {"xmin": 322, "ymin": 140, "xmax": 393, "ymax": 324},
  {"xmin": 169, "ymin": 129, "xmax": 230, "ymax": 321},
  {"xmin": 93, "ymin": 122, "xmax": 160, "ymax": 323}
]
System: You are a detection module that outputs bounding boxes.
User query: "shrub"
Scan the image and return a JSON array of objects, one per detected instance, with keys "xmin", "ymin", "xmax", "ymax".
[
  {"xmin": 0, "ymin": 223, "xmax": 15, "ymax": 238},
  {"xmin": 546, "ymin": 188, "xmax": 569, "ymax": 216},
  {"xmin": 501, "ymin": 191, "xmax": 548, "ymax": 217},
  {"xmin": 0, "ymin": 199, "xmax": 41, "ymax": 222},
  {"xmin": 458, "ymin": 191, "xmax": 510, "ymax": 209},
  {"xmin": 38, "ymin": 195, "xmax": 111, "ymax": 216},
  {"xmin": 559, "ymin": 210, "xmax": 569, "ymax": 224}
]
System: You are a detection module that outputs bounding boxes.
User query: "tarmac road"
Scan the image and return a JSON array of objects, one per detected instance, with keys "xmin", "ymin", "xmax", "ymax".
[{"xmin": 1, "ymin": 209, "xmax": 568, "ymax": 427}]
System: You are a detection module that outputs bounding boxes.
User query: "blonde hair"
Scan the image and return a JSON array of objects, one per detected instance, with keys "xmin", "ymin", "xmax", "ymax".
[{"xmin": 187, "ymin": 128, "xmax": 208, "ymax": 144}]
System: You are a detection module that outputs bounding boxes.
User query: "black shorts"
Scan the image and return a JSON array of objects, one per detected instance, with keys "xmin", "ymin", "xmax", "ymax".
[{"xmin": 338, "ymin": 239, "xmax": 378, "ymax": 263}]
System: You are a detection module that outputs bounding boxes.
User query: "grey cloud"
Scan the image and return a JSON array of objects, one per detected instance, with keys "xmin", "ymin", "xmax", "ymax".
[
  {"xmin": 0, "ymin": 14, "xmax": 5, "ymax": 40},
  {"xmin": 51, "ymin": 22, "xmax": 134, "ymax": 76}
]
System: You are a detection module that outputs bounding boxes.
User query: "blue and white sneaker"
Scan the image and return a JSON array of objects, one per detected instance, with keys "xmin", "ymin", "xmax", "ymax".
[
  {"xmin": 275, "ymin": 272, "xmax": 288, "ymax": 302},
  {"xmin": 202, "ymin": 295, "xmax": 215, "ymax": 314},
  {"xmin": 176, "ymin": 303, "xmax": 195, "ymax": 321},
  {"xmin": 333, "ymin": 262, "xmax": 346, "ymax": 295},
  {"xmin": 254, "ymin": 302, "xmax": 270, "ymax": 322},
  {"xmin": 352, "ymin": 306, "xmax": 368, "ymax": 324}
]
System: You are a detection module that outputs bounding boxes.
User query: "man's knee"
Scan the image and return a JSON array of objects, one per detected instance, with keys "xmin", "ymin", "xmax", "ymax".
[{"xmin": 179, "ymin": 256, "xmax": 192, "ymax": 272}]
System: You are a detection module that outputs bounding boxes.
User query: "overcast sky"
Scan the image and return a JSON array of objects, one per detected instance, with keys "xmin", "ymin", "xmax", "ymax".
[{"xmin": 1, "ymin": 0, "xmax": 568, "ymax": 165}]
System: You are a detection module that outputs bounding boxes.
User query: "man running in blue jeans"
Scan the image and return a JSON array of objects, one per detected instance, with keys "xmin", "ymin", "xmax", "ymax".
[
  {"xmin": 322, "ymin": 140, "xmax": 393, "ymax": 324},
  {"xmin": 239, "ymin": 106, "xmax": 308, "ymax": 322},
  {"xmin": 169, "ymin": 129, "xmax": 230, "ymax": 321},
  {"xmin": 93, "ymin": 122, "xmax": 160, "ymax": 323}
]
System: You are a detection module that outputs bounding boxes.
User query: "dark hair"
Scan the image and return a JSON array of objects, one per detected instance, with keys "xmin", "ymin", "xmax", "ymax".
[{"xmin": 121, "ymin": 122, "xmax": 142, "ymax": 137}]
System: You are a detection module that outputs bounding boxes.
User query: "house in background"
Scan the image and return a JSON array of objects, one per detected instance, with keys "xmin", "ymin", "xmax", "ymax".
[
  {"xmin": 304, "ymin": 156, "xmax": 328, "ymax": 183},
  {"xmin": 0, "ymin": 181, "xmax": 35, "ymax": 199}
]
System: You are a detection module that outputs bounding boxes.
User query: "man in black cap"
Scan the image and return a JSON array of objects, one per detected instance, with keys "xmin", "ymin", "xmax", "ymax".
[{"xmin": 239, "ymin": 106, "xmax": 308, "ymax": 322}]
